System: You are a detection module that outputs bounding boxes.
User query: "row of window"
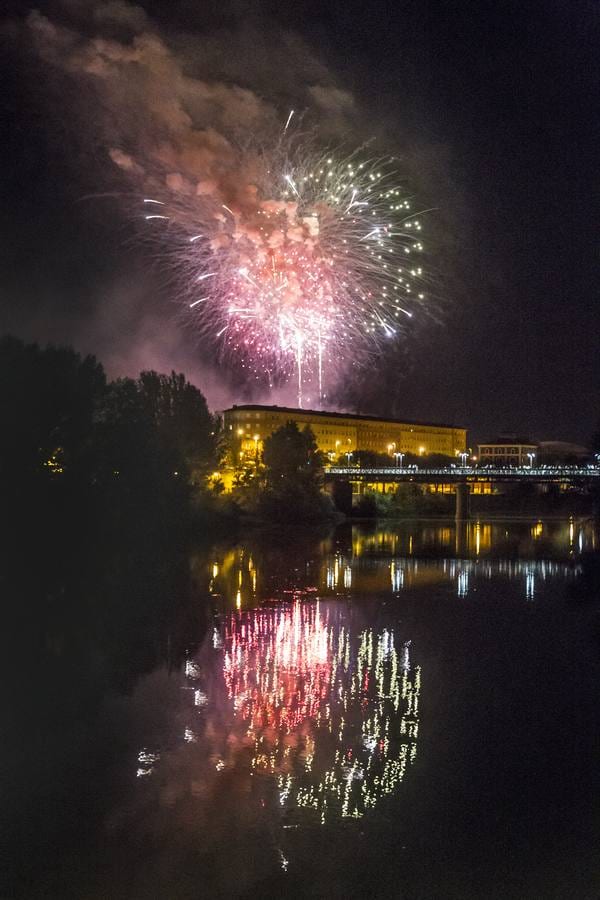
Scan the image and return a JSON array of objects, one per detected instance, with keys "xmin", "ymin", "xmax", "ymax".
[{"xmin": 480, "ymin": 448, "xmax": 535, "ymax": 456}]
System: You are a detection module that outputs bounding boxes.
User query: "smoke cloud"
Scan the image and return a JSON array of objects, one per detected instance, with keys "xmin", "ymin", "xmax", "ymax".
[{"xmin": 7, "ymin": 1, "xmax": 428, "ymax": 412}]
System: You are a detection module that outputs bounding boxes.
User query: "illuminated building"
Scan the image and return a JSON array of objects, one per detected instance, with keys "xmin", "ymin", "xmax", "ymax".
[
  {"xmin": 224, "ymin": 404, "xmax": 466, "ymax": 464},
  {"xmin": 478, "ymin": 436, "xmax": 538, "ymax": 466}
]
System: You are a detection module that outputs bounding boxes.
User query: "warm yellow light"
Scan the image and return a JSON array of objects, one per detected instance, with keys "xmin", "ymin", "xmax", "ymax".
[
  {"xmin": 237, "ymin": 428, "xmax": 244, "ymax": 436},
  {"xmin": 419, "ymin": 446, "xmax": 425, "ymax": 455},
  {"xmin": 253, "ymin": 434, "xmax": 260, "ymax": 441}
]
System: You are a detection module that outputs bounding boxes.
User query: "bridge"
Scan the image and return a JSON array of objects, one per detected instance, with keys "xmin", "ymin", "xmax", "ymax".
[{"xmin": 323, "ymin": 465, "xmax": 600, "ymax": 519}]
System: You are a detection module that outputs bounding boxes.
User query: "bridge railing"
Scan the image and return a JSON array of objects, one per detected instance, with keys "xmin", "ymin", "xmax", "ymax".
[{"xmin": 324, "ymin": 465, "xmax": 600, "ymax": 479}]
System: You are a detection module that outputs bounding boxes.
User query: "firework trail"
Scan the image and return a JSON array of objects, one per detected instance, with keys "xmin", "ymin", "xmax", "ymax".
[
  {"xmin": 23, "ymin": 7, "xmax": 427, "ymax": 405},
  {"xmin": 143, "ymin": 124, "xmax": 428, "ymax": 407}
]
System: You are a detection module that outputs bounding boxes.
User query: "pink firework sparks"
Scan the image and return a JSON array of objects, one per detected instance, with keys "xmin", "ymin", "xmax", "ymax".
[{"xmin": 143, "ymin": 129, "xmax": 429, "ymax": 405}]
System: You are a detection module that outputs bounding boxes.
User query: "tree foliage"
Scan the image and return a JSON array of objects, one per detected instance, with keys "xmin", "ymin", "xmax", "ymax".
[
  {"xmin": 262, "ymin": 420, "xmax": 323, "ymax": 486},
  {"xmin": 138, "ymin": 370, "xmax": 217, "ymax": 482},
  {"xmin": 254, "ymin": 422, "xmax": 335, "ymax": 522},
  {"xmin": 0, "ymin": 335, "xmax": 105, "ymax": 483},
  {"xmin": 0, "ymin": 336, "xmax": 217, "ymax": 509}
]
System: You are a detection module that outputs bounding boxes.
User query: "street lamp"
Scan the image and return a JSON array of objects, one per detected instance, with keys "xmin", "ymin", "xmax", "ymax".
[
  {"xmin": 253, "ymin": 434, "xmax": 260, "ymax": 464},
  {"xmin": 394, "ymin": 452, "xmax": 405, "ymax": 468},
  {"xmin": 527, "ymin": 452, "xmax": 535, "ymax": 468},
  {"xmin": 459, "ymin": 451, "xmax": 468, "ymax": 467},
  {"xmin": 345, "ymin": 451, "xmax": 353, "ymax": 466}
]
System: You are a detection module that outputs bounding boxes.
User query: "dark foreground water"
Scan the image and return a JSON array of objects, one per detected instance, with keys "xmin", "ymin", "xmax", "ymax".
[{"xmin": 3, "ymin": 518, "xmax": 600, "ymax": 899}]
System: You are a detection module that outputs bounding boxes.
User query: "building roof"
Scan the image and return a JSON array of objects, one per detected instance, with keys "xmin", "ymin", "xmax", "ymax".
[
  {"xmin": 223, "ymin": 404, "xmax": 465, "ymax": 431},
  {"xmin": 478, "ymin": 437, "xmax": 536, "ymax": 446}
]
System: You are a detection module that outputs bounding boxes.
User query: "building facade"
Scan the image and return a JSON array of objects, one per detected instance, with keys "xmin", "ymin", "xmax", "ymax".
[
  {"xmin": 477, "ymin": 438, "xmax": 538, "ymax": 466},
  {"xmin": 223, "ymin": 404, "xmax": 467, "ymax": 466}
]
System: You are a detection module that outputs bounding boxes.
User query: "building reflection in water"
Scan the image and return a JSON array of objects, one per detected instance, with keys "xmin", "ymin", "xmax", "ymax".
[
  {"xmin": 212, "ymin": 519, "xmax": 589, "ymax": 610},
  {"xmin": 219, "ymin": 600, "xmax": 420, "ymax": 823}
]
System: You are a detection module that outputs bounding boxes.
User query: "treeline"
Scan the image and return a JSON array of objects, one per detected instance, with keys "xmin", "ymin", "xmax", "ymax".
[
  {"xmin": 0, "ymin": 336, "xmax": 339, "ymax": 532},
  {"xmin": 0, "ymin": 335, "xmax": 221, "ymax": 533}
]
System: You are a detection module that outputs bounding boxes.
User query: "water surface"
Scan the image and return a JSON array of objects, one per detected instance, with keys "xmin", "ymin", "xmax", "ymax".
[{"xmin": 4, "ymin": 518, "xmax": 600, "ymax": 899}]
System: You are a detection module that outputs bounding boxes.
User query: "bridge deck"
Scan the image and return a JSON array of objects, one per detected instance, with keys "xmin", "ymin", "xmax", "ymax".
[{"xmin": 324, "ymin": 466, "xmax": 600, "ymax": 484}]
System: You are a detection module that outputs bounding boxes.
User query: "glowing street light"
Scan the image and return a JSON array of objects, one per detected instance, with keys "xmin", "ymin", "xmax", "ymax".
[
  {"xmin": 526, "ymin": 452, "xmax": 535, "ymax": 468},
  {"xmin": 253, "ymin": 434, "xmax": 260, "ymax": 464},
  {"xmin": 394, "ymin": 452, "xmax": 405, "ymax": 468},
  {"xmin": 459, "ymin": 451, "xmax": 468, "ymax": 467},
  {"xmin": 345, "ymin": 451, "xmax": 353, "ymax": 466}
]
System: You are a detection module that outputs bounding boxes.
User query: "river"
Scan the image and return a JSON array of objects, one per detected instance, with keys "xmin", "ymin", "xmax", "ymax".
[{"xmin": 3, "ymin": 518, "xmax": 600, "ymax": 898}]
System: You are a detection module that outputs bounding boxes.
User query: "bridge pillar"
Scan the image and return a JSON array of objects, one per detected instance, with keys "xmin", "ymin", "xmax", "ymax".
[
  {"xmin": 455, "ymin": 521, "xmax": 468, "ymax": 556},
  {"xmin": 455, "ymin": 481, "xmax": 470, "ymax": 521}
]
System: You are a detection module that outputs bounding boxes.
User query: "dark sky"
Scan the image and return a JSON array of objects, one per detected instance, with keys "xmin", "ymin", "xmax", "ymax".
[{"xmin": 1, "ymin": 0, "xmax": 598, "ymax": 443}]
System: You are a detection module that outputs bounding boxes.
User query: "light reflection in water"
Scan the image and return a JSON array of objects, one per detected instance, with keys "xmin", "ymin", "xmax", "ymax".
[
  {"xmin": 221, "ymin": 601, "xmax": 420, "ymax": 823},
  {"xmin": 216, "ymin": 553, "xmax": 580, "ymax": 608},
  {"xmin": 119, "ymin": 517, "xmax": 599, "ymax": 894},
  {"xmin": 525, "ymin": 567, "xmax": 535, "ymax": 602},
  {"xmin": 390, "ymin": 560, "xmax": 404, "ymax": 591},
  {"xmin": 172, "ymin": 599, "xmax": 421, "ymax": 826},
  {"xmin": 223, "ymin": 601, "xmax": 332, "ymax": 733},
  {"xmin": 212, "ymin": 521, "xmax": 590, "ymax": 609},
  {"xmin": 130, "ymin": 518, "xmax": 598, "ymax": 861},
  {"xmin": 457, "ymin": 569, "xmax": 469, "ymax": 598}
]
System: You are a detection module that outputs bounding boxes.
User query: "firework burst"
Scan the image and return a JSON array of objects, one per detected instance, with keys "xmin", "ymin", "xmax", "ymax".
[{"xmin": 144, "ymin": 125, "xmax": 429, "ymax": 406}]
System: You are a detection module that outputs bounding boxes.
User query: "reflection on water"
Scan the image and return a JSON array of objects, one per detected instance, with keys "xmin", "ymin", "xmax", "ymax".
[
  {"xmin": 182, "ymin": 599, "xmax": 420, "ymax": 825},
  {"xmin": 130, "ymin": 518, "xmax": 593, "ymax": 841},
  {"xmin": 5, "ymin": 516, "xmax": 600, "ymax": 898},
  {"xmin": 211, "ymin": 519, "xmax": 594, "ymax": 608}
]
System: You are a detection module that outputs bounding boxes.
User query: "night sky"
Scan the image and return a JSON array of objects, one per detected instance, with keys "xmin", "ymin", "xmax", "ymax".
[{"xmin": 1, "ymin": 0, "xmax": 598, "ymax": 443}]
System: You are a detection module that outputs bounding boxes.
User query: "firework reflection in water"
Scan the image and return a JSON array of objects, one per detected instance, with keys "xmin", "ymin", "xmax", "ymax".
[{"xmin": 220, "ymin": 599, "xmax": 420, "ymax": 823}]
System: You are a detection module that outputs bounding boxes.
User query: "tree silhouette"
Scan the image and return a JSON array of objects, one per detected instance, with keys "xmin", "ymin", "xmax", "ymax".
[
  {"xmin": 262, "ymin": 421, "xmax": 323, "ymax": 486},
  {"xmin": 138, "ymin": 370, "xmax": 217, "ymax": 483},
  {"xmin": 0, "ymin": 335, "xmax": 105, "ymax": 484}
]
